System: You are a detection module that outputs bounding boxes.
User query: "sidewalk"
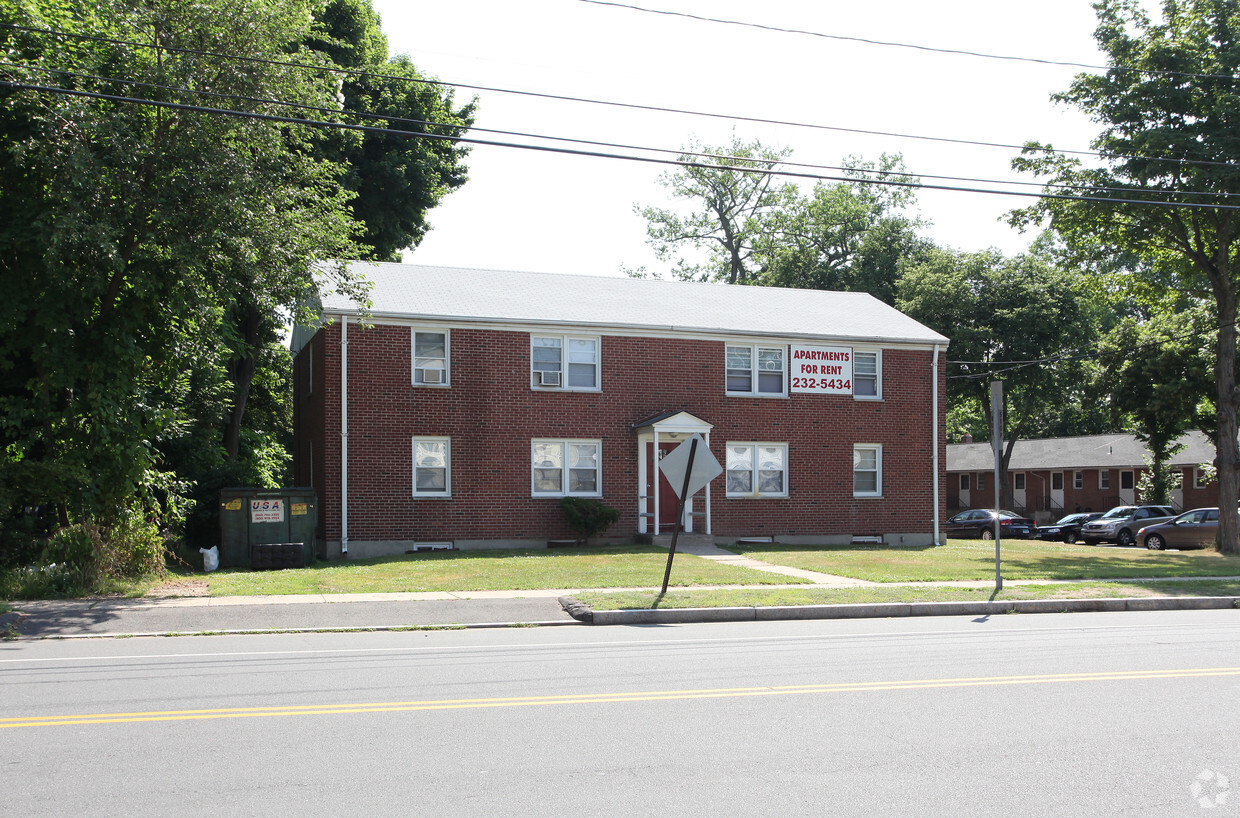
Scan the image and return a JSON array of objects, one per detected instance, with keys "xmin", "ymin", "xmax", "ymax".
[{"xmin": 4, "ymin": 577, "xmax": 1238, "ymax": 638}]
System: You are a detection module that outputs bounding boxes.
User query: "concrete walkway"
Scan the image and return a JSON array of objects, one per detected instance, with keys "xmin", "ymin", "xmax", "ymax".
[{"xmin": 672, "ymin": 541, "xmax": 873, "ymax": 585}]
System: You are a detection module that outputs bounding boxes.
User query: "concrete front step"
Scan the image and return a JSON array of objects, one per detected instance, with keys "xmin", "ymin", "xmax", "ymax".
[{"xmin": 648, "ymin": 533, "xmax": 715, "ymax": 548}]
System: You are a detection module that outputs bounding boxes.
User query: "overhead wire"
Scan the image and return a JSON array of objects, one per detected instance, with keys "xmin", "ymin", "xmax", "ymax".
[
  {"xmin": 7, "ymin": 59, "xmax": 1239, "ymax": 203},
  {"xmin": 578, "ymin": 0, "xmax": 1240, "ymax": 82},
  {"xmin": 6, "ymin": 77, "xmax": 1240, "ymax": 213},
  {"xmin": 3, "ymin": 21, "xmax": 1239, "ymax": 173}
]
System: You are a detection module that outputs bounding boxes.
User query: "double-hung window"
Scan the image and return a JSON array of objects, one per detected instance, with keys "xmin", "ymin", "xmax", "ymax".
[
  {"xmin": 412, "ymin": 437, "xmax": 451, "ymax": 497},
  {"xmin": 853, "ymin": 444, "xmax": 882, "ymax": 497},
  {"xmin": 531, "ymin": 335, "xmax": 599, "ymax": 390},
  {"xmin": 1099, "ymin": 470, "xmax": 1111, "ymax": 490},
  {"xmin": 853, "ymin": 349, "xmax": 881, "ymax": 398},
  {"xmin": 726, "ymin": 345, "xmax": 785, "ymax": 396},
  {"xmin": 725, "ymin": 443, "xmax": 788, "ymax": 498},
  {"xmin": 532, "ymin": 440, "xmax": 602, "ymax": 496},
  {"xmin": 412, "ymin": 329, "xmax": 449, "ymax": 386}
]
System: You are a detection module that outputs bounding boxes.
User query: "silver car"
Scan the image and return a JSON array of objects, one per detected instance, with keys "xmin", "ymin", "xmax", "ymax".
[{"xmin": 1080, "ymin": 505, "xmax": 1177, "ymax": 547}]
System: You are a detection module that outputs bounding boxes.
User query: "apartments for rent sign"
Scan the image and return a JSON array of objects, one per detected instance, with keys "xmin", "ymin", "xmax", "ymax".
[{"xmin": 790, "ymin": 345, "xmax": 852, "ymax": 395}]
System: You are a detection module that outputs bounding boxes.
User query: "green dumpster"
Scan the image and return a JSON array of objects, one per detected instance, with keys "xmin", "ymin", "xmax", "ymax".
[{"xmin": 218, "ymin": 488, "xmax": 317, "ymax": 569}]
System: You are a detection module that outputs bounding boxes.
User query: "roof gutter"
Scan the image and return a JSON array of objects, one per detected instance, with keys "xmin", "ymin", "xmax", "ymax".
[{"xmin": 340, "ymin": 316, "xmax": 349, "ymax": 556}]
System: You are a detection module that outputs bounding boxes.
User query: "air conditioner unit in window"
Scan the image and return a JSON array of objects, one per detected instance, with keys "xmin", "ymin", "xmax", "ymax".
[
  {"xmin": 537, "ymin": 370, "xmax": 561, "ymax": 386},
  {"xmin": 420, "ymin": 368, "xmax": 444, "ymax": 385}
]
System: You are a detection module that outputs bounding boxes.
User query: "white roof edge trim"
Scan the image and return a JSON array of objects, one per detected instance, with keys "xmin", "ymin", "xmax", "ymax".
[{"xmin": 317, "ymin": 309, "xmax": 950, "ymax": 349}]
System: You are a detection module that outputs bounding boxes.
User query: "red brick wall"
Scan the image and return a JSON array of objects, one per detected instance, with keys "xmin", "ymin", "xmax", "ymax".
[{"xmin": 299, "ymin": 321, "xmax": 947, "ymax": 544}]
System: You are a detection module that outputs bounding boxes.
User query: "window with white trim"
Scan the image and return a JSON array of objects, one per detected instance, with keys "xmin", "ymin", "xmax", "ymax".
[
  {"xmin": 960, "ymin": 474, "xmax": 970, "ymax": 491},
  {"xmin": 853, "ymin": 444, "xmax": 882, "ymax": 497},
  {"xmin": 412, "ymin": 437, "xmax": 450, "ymax": 497},
  {"xmin": 1074, "ymin": 470, "xmax": 1083, "ymax": 490},
  {"xmin": 853, "ymin": 350, "xmax": 881, "ymax": 399},
  {"xmin": 531, "ymin": 335, "xmax": 599, "ymax": 390},
  {"xmin": 1052, "ymin": 472, "xmax": 1064, "ymax": 491},
  {"xmin": 725, "ymin": 443, "xmax": 788, "ymax": 497},
  {"xmin": 726, "ymin": 345, "xmax": 786, "ymax": 396},
  {"xmin": 412, "ymin": 329, "xmax": 449, "ymax": 386},
  {"xmin": 532, "ymin": 440, "xmax": 601, "ymax": 496},
  {"xmin": 1013, "ymin": 472, "xmax": 1026, "ymax": 491},
  {"xmin": 1099, "ymin": 470, "xmax": 1111, "ymax": 490},
  {"xmin": 1194, "ymin": 467, "xmax": 1210, "ymax": 489},
  {"xmin": 1120, "ymin": 470, "xmax": 1135, "ymax": 490}
]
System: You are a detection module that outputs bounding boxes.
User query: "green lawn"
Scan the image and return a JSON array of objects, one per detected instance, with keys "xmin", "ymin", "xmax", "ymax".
[
  {"xmin": 203, "ymin": 545, "xmax": 810, "ymax": 596},
  {"xmin": 731, "ymin": 539, "xmax": 1240, "ymax": 582}
]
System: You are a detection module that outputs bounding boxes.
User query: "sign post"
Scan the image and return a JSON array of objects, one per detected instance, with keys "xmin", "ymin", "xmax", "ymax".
[
  {"xmin": 990, "ymin": 380, "xmax": 1004, "ymax": 592},
  {"xmin": 657, "ymin": 434, "xmax": 723, "ymax": 595}
]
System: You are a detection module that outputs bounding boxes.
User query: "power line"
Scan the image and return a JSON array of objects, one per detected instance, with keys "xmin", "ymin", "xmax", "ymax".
[
  {"xmin": 6, "ymin": 77, "xmax": 1240, "ymax": 213},
  {"xmin": 8, "ymin": 59, "xmax": 1237, "ymax": 203},
  {"xmin": 947, "ymin": 312, "xmax": 1225, "ymax": 381},
  {"xmin": 578, "ymin": 0, "xmax": 1240, "ymax": 82},
  {"xmin": 3, "ymin": 21, "xmax": 1238, "ymax": 173}
]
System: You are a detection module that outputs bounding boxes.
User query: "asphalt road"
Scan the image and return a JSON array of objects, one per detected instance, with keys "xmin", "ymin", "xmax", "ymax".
[{"xmin": 2, "ymin": 610, "xmax": 1238, "ymax": 816}]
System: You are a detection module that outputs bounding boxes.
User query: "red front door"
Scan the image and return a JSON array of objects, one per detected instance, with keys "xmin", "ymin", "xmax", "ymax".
[{"xmin": 646, "ymin": 441, "xmax": 681, "ymax": 532}]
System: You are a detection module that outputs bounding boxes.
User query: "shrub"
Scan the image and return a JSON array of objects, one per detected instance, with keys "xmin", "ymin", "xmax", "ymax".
[{"xmin": 560, "ymin": 497, "xmax": 621, "ymax": 543}]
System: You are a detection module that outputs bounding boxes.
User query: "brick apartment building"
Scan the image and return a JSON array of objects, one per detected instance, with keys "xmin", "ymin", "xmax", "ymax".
[
  {"xmin": 291, "ymin": 263, "xmax": 950, "ymax": 559},
  {"xmin": 947, "ymin": 431, "xmax": 1220, "ymax": 522}
]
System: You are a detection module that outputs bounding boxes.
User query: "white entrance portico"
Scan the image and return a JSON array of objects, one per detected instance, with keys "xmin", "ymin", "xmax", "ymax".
[{"xmin": 632, "ymin": 410, "xmax": 714, "ymax": 536}]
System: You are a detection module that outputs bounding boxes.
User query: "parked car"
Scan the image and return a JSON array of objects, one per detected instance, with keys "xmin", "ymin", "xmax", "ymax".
[
  {"xmin": 946, "ymin": 509, "xmax": 1038, "ymax": 540},
  {"xmin": 1079, "ymin": 505, "xmax": 1177, "ymax": 547},
  {"xmin": 1138, "ymin": 507, "xmax": 1221, "ymax": 550},
  {"xmin": 1036, "ymin": 512, "xmax": 1103, "ymax": 544}
]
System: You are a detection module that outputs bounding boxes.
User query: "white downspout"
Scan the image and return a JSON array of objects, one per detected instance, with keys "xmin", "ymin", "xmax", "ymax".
[
  {"xmin": 932, "ymin": 343, "xmax": 942, "ymax": 546},
  {"xmin": 340, "ymin": 316, "xmax": 349, "ymax": 556}
]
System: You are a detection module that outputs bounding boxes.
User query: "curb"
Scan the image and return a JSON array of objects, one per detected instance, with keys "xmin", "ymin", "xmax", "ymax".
[
  {"xmin": 17, "ymin": 619, "xmax": 586, "ymax": 640},
  {"xmin": 574, "ymin": 596, "xmax": 1240, "ymax": 626}
]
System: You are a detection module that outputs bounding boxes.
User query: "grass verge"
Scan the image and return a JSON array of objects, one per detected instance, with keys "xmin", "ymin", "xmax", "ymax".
[
  {"xmin": 573, "ymin": 578, "xmax": 1240, "ymax": 610},
  {"xmin": 202, "ymin": 545, "xmax": 809, "ymax": 596},
  {"xmin": 732, "ymin": 539, "xmax": 1240, "ymax": 582}
]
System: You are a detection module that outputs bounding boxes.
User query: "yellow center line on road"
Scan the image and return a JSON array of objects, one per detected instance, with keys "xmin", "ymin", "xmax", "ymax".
[{"xmin": 5, "ymin": 666, "xmax": 1239, "ymax": 729}]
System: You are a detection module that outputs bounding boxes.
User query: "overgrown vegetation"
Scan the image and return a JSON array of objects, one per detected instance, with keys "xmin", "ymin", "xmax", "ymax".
[{"xmin": 0, "ymin": 0, "xmax": 474, "ymax": 588}]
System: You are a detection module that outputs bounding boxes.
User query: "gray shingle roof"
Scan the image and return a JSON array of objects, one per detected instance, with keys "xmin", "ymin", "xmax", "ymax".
[
  {"xmin": 317, "ymin": 262, "xmax": 949, "ymax": 346},
  {"xmin": 947, "ymin": 431, "xmax": 1216, "ymax": 472}
]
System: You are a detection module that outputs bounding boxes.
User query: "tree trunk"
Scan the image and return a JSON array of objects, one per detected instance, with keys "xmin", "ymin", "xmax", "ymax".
[
  {"xmin": 223, "ymin": 305, "xmax": 263, "ymax": 462},
  {"xmin": 1213, "ymin": 280, "xmax": 1240, "ymax": 555}
]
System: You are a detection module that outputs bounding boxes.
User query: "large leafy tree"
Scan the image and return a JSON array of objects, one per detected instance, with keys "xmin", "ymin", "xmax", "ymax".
[
  {"xmin": 1095, "ymin": 303, "xmax": 1214, "ymax": 503},
  {"xmin": 0, "ymin": 0, "xmax": 370, "ymax": 534},
  {"xmin": 1011, "ymin": 0, "xmax": 1240, "ymax": 553},
  {"xmin": 759, "ymin": 155, "xmax": 927, "ymax": 306},
  {"xmin": 634, "ymin": 139, "xmax": 924, "ymax": 303},
  {"xmin": 897, "ymin": 246, "xmax": 1103, "ymax": 509},
  {"xmin": 633, "ymin": 137, "xmax": 795, "ymax": 284}
]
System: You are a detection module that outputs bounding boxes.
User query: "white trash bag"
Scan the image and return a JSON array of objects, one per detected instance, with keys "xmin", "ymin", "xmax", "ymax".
[{"xmin": 200, "ymin": 546, "xmax": 220, "ymax": 572}]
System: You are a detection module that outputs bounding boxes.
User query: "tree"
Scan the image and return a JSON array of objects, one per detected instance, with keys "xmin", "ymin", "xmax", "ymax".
[
  {"xmin": 634, "ymin": 137, "xmax": 794, "ymax": 284},
  {"xmin": 1011, "ymin": 0, "xmax": 1240, "ymax": 553},
  {"xmin": 214, "ymin": 0, "xmax": 476, "ymax": 467},
  {"xmin": 759, "ymin": 155, "xmax": 927, "ymax": 305},
  {"xmin": 308, "ymin": 0, "xmax": 476, "ymax": 260},
  {"xmin": 0, "ymin": 0, "xmax": 368, "ymax": 537},
  {"xmin": 897, "ymin": 246, "xmax": 1102, "ymax": 509},
  {"xmin": 1094, "ymin": 304, "xmax": 1214, "ymax": 505}
]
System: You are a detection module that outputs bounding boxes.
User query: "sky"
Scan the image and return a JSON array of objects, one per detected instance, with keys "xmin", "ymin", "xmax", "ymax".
[{"xmin": 368, "ymin": 0, "xmax": 1115, "ymax": 278}]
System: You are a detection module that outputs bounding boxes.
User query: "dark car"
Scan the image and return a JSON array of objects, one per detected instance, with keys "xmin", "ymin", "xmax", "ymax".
[
  {"xmin": 1138, "ymin": 507, "xmax": 1221, "ymax": 551},
  {"xmin": 1036, "ymin": 512, "xmax": 1103, "ymax": 544},
  {"xmin": 946, "ymin": 509, "xmax": 1038, "ymax": 540}
]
